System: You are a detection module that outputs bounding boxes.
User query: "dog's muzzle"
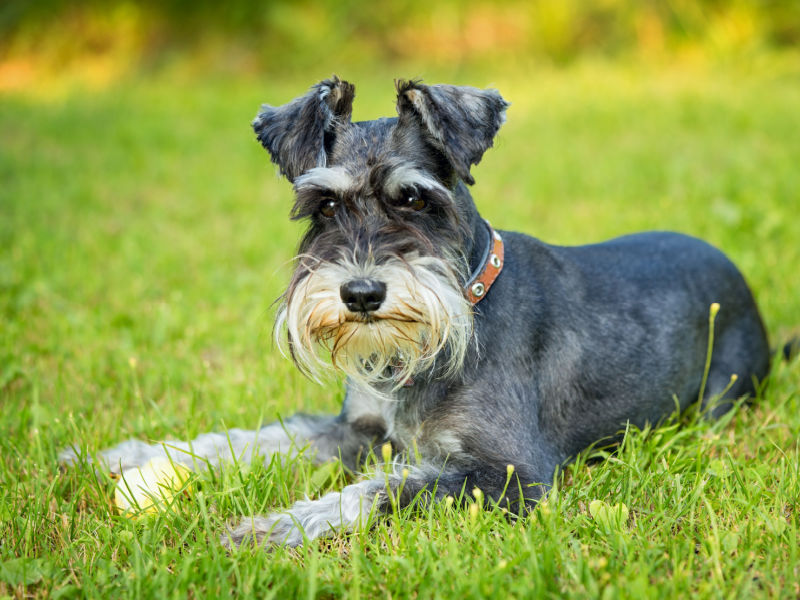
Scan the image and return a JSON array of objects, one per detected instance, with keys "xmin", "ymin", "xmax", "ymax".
[{"xmin": 276, "ymin": 256, "xmax": 473, "ymax": 389}]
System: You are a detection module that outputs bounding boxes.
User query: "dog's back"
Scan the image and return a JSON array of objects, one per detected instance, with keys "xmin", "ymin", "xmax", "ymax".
[{"xmin": 507, "ymin": 230, "xmax": 769, "ymax": 453}]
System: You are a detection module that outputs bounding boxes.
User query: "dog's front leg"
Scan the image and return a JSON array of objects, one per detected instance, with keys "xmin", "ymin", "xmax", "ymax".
[
  {"xmin": 224, "ymin": 475, "xmax": 387, "ymax": 548},
  {"xmin": 60, "ymin": 413, "xmax": 359, "ymax": 474},
  {"xmin": 225, "ymin": 461, "xmax": 542, "ymax": 549}
]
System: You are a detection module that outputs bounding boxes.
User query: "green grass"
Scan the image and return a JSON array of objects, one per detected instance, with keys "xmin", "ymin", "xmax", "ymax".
[{"xmin": 2, "ymin": 61, "xmax": 800, "ymax": 598}]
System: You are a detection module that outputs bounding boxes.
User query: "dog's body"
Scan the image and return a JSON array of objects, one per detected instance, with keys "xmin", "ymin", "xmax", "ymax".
[{"xmin": 62, "ymin": 78, "xmax": 770, "ymax": 548}]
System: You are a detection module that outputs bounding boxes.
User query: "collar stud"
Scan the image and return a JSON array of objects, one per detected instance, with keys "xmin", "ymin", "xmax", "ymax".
[{"xmin": 465, "ymin": 220, "xmax": 504, "ymax": 305}]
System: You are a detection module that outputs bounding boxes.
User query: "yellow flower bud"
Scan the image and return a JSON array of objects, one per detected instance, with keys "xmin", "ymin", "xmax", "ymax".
[
  {"xmin": 469, "ymin": 503, "xmax": 479, "ymax": 521},
  {"xmin": 381, "ymin": 442, "xmax": 392, "ymax": 465}
]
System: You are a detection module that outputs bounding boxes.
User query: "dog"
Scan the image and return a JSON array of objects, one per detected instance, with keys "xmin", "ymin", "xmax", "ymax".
[{"xmin": 61, "ymin": 77, "xmax": 772, "ymax": 549}]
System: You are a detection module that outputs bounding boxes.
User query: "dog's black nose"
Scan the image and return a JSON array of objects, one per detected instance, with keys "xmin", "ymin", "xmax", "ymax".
[{"xmin": 340, "ymin": 279, "xmax": 387, "ymax": 313}]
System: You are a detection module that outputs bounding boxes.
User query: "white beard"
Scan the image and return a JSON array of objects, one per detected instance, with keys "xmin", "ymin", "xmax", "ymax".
[{"xmin": 276, "ymin": 254, "xmax": 473, "ymax": 391}]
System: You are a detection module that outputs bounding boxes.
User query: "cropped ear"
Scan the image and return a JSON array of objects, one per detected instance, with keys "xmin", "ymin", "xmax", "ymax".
[
  {"xmin": 253, "ymin": 76, "xmax": 355, "ymax": 182},
  {"xmin": 395, "ymin": 80, "xmax": 509, "ymax": 185}
]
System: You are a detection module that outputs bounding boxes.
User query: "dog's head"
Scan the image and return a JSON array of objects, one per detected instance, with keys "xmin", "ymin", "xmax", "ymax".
[{"xmin": 254, "ymin": 76, "xmax": 508, "ymax": 389}]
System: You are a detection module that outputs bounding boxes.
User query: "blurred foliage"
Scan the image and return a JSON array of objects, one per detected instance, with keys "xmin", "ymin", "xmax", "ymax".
[{"xmin": 1, "ymin": 0, "xmax": 798, "ymax": 91}]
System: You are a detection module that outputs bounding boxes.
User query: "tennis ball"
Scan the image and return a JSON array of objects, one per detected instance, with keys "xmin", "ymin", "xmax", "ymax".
[{"xmin": 114, "ymin": 457, "xmax": 191, "ymax": 516}]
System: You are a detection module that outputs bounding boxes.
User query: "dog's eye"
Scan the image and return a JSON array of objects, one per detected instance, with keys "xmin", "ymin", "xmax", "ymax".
[
  {"xmin": 319, "ymin": 198, "xmax": 337, "ymax": 218},
  {"xmin": 393, "ymin": 191, "xmax": 426, "ymax": 212},
  {"xmin": 406, "ymin": 194, "xmax": 426, "ymax": 211}
]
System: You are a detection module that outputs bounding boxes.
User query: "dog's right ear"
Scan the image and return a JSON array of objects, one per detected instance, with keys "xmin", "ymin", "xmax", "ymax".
[{"xmin": 253, "ymin": 77, "xmax": 355, "ymax": 182}]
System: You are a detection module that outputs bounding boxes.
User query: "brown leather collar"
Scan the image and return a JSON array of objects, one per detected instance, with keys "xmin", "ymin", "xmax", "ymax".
[{"xmin": 465, "ymin": 221, "xmax": 504, "ymax": 304}]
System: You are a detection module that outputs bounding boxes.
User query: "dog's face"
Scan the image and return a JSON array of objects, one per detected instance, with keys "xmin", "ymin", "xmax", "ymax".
[{"xmin": 254, "ymin": 78, "xmax": 508, "ymax": 389}]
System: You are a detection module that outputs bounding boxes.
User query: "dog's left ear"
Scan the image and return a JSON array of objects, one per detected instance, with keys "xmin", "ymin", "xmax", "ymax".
[
  {"xmin": 253, "ymin": 76, "xmax": 355, "ymax": 182},
  {"xmin": 396, "ymin": 80, "xmax": 509, "ymax": 185}
]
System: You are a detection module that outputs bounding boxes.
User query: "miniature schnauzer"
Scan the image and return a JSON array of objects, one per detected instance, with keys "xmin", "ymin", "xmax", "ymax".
[{"xmin": 62, "ymin": 77, "xmax": 771, "ymax": 549}]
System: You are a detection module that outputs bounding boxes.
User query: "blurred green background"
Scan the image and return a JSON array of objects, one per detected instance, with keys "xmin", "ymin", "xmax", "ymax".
[{"xmin": 2, "ymin": 0, "xmax": 800, "ymax": 90}]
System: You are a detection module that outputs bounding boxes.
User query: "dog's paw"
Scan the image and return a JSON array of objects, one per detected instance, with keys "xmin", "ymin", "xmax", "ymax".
[{"xmin": 222, "ymin": 514, "xmax": 305, "ymax": 550}]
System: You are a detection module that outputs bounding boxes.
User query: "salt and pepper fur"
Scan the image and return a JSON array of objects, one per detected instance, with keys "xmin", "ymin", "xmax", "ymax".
[{"xmin": 61, "ymin": 77, "xmax": 771, "ymax": 550}]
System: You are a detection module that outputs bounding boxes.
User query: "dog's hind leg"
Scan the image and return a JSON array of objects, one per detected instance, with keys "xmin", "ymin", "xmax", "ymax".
[
  {"xmin": 699, "ymin": 316, "xmax": 770, "ymax": 419},
  {"xmin": 60, "ymin": 413, "xmax": 370, "ymax": 474},
  {"xmin": 225, "ymin": 461, "xmax": 546, "ymax": 548}
]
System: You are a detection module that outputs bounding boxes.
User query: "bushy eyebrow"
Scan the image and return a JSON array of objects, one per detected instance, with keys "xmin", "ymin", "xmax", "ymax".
[
  {"xmin": 293, "ymin": 167, "xmax": 354, "ymax": 194},
  {"xmin": 382, "ymin": 166, "xmax": 450, "ymax": 199}
]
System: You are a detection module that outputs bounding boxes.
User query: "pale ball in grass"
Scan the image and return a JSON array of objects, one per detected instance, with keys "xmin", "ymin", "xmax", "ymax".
[{"xmin": 114, "ymin": 457, "xmax": 191, "ymax": 516}]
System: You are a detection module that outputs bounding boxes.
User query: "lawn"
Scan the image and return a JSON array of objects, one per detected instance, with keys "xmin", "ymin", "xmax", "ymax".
[{"xmin": 1, "ymin": 61, "xmax": 799, "ymax": 598}]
